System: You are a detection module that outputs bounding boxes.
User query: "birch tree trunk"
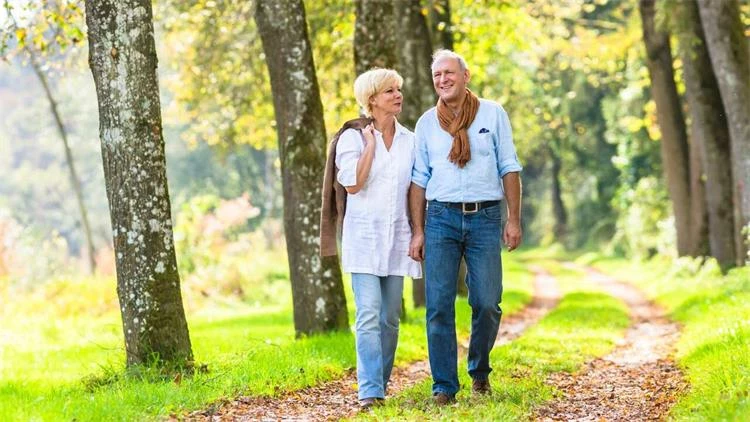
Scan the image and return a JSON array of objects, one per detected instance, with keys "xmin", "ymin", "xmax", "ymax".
[
  {"xmin": 85, "ymin": 0, "xmax": 193, "ymax": 367},
  {"xmin": 255, "ymin": 0, "xmax": 349, "ymax": 336},
  {"xmin": 639, "ymin": 0, "xmax": 693, "ymax": 256},
  {"xmin": 698, "ymin": 0, "xmax": 750, "ymax": 265},
  {"xmin": 676, "ymin": 0, "xmax": 737, "ymax": 270}
]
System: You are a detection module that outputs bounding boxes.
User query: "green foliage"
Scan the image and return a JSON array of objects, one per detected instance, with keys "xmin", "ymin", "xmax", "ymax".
[
  {"xmin": 157, "ymin": 0, "xmax": 276, "ymax": 150},
  {"xmin": 1, "ymin": 0, "xmax": 84, "ymax": 58},
  {"xmin": 156, "ymin": 0, "xmax": 358, "ymax": 152},
  {"xmin": 610, "ymin": 176, "xmax": 671, "ymax": 259}
]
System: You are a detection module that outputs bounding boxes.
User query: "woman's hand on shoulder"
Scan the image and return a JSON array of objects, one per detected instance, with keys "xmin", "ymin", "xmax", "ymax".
[{"xmin": 362, "ymin": 124, "xmax": 376, "ymax": 149}]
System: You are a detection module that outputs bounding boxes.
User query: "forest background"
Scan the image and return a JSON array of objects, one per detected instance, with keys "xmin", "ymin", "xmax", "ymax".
[{"xmin": 0, "ymin": 0, "xmax": 749, "ymax": 420}]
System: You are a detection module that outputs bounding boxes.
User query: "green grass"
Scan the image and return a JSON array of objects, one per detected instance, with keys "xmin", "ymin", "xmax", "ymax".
[
  {"xmin": 359, "ymin": 255, "xmax": 631, "ymax": 420},
  {"xmin": 0, "ymin": 253, "xmax": 534, "ymax": 421},
  {"xmin": 592, "ymin": 256, "xmax": 750, "ymax": 421}
]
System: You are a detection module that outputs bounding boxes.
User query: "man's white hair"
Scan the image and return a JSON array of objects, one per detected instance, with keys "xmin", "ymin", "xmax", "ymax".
[{"xmin": 431, "ymin": 49, "xmax": 468, "ymax": 72}]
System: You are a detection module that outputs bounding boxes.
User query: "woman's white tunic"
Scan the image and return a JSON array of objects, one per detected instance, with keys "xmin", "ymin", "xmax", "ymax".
[{"xmin": 335, "ymin": 122, "xmax": 422, "ymax": 278}]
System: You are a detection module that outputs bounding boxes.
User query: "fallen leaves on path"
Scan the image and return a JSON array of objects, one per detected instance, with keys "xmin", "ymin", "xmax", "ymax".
[
  {"xmin": 534, "ymin": 266, "xmax": 688, "ymax": 422},
  {"xmin": 179, "ymin": 269, "xmax": 560, "ymax": 421}
]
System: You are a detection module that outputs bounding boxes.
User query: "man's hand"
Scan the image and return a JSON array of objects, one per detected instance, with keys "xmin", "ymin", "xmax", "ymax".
[
  {"xmin": 503, "ymin": 219, "xmax": 522, "ymax": 252},
  {"xmin": 409, "ymin": 231, "xmax": 425, "ymax": 262}
]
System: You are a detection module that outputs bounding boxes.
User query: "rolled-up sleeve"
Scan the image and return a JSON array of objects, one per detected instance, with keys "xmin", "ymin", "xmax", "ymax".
[
  {"xmin": 496, "ymin": 107, "xmax": 523, "ymax": 177},
  {"xmin": 335, "ymin": 129, "xmax": 362, "ymax": 187},
  {"xmin": 411, "ymin": 121, "xmax": 431, "ymax": 188}
]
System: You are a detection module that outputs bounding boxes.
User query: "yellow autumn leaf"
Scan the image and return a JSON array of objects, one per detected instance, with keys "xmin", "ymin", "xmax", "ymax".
[{"xmin": 14, "ymin": 28, "xmax": 26, "ymax": 45}]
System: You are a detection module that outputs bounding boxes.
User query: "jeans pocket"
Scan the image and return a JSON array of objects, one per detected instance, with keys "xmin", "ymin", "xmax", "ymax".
[
  {"xmin": 482, "ymin": 205, "xmax": 502, "ymax": 221},
  {"xmin": 427, "ymin": 202, "xmax": 446, "ymax": 217}
]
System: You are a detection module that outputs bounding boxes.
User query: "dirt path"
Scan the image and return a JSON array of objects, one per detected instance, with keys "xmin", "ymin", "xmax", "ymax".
[
  {"xmin": 534, "ymin": 265, "xmax": 687, "ymax": 422},
  {"xmin": 181, "ymin": 268, "xmax": 560, "ymax": 421}
]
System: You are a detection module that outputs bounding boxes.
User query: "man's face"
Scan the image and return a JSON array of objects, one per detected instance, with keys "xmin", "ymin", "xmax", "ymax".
[{"xmin": 432, "ymin": 58, "xmax": 470, "ymax": 104}]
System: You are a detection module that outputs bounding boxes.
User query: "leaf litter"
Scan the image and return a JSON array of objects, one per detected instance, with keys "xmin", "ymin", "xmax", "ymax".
[{"xmin": 178, "ymin": 268, "xmax": 561, "ymax": 421}]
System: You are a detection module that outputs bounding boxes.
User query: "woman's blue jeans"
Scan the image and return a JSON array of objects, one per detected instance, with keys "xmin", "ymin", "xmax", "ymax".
[
  {"xmin": 351, "ymin": 273, "xmax": 404, "ymax": 400},
  {"xmin": 424, "ymin": 201, "xmax": 503, "ymax": 396}
]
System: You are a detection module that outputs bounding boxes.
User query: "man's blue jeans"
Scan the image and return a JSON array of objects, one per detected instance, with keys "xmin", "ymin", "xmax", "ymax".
[
  {"xmin": 424, "ymin": 201, "xmax": 503, "ymax": 396},
  {"xmin": 352, "ymin": 273, "xmax": 404, "ymax": 400}
]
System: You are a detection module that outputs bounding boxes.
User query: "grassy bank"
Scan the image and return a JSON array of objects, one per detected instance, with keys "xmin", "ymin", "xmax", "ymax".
[
  {"xmin": 0, "ymin": 254, "xmax": 533, "ymax": 421},
  {"xmin": 591, "ymin": 256, "xmax": 749, "ymax": 421}
]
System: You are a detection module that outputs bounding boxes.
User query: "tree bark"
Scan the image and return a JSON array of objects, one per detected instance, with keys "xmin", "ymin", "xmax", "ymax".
[
  {"xmin": 550, "ymin": 148, "xmax": 568, "ymax": 242},
  {"xmin": 698, "ymin": 0, "xmax": 750, "ymax": 265},
  {"xmin": 85, "ymin": 0, "xmax": 192, "ymax": 367},
  {"xmin": 29, "ymin": 52, "xmax": 97, "ymax": 274},
  {"xmin": 255, "ymin": 0, "xmax": 349, "ymax": 336},
  {"xmin": 395, "ymin": 0, "xmax": 436, "ymax": 131},
  {"xmin": 688, "ymin": 141, "xmax": 709, "ymax": 257},
  {"xmin": 676, "ymin": 0, "xmax": 736, "ymax": 270},
  {"xmin": 639, "ymin": 0, "xmax": 693, "ymax": 256},
  {"xmin": 428, "ymin": 0, "xmax": 454, "ymax": 51},
  {"xmin": 353, "ymin": 0, "xmax": 398, "ymax": 76}
]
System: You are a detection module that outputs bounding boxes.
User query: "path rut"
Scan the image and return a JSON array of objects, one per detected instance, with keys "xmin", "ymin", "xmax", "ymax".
[{"xmin": 534, "ymin": 264, "xmax": 687, "ymax": 422}]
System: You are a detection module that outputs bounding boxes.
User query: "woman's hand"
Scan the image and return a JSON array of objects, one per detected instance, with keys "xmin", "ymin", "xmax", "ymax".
[{"xmin": 362, "ymin": 124, "xmax": 376, "ymax": 149}]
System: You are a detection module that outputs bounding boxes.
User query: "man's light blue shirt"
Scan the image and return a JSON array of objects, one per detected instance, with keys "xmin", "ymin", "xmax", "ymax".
[{"xmin": 412, "ymin": 99, "xmax": 522, "ymax": 202}]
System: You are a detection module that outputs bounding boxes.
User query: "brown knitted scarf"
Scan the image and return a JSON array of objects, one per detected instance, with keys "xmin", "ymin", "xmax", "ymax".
[{"xmin": 437, "ymin": 88, "xmax": 480, "ymax": 168}]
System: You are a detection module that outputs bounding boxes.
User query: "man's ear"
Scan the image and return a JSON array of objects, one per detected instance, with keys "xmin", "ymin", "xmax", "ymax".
[{"xmin": 464, "ymin": 69, "xmax": 471, "ymax": 83}]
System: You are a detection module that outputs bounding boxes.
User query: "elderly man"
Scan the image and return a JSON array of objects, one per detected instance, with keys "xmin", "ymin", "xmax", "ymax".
[{"xmin": 408, "ymin": 49, "xmax": 523, "ymax": 404}]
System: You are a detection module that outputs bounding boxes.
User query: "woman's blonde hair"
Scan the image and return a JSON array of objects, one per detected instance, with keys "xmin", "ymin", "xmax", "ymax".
[{"xmin": 354, "ymin": 68, "xmax": 403, "ymax": 117}]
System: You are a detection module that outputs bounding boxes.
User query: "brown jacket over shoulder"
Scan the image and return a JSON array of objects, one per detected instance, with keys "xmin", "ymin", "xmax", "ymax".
[{"xmin": 319, "ymin": 117, "xmax": 372, "ymax": 257}]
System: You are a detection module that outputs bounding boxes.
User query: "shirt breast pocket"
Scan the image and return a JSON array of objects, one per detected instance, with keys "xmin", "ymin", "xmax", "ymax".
[{"xmin": 474, "ymin": 132, "xmax": 494, "ymax": 156}]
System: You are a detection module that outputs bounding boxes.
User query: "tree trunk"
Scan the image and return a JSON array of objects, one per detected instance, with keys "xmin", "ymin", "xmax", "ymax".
[
  {"xmin": 29, "ymin": 53, "xmax": 97, "ymax": 274},
  {"xmin": 85, "ymin": 0, "xmax": 192, "ymax": 367},
  {"xmin": 395, "ymin": 0, "xmax": 436, "ymax": 131},
  {"xmin": 353, "ymin": 0, "xmax": 398, "ymax": 76},
  {"xmin": 688, "ymin": 141, "xmax": 709, "ymax": 257},
  {"xmin": 428, "ymin": 0, "xmax": 454, "ymax": 51},
  {"xmin": 550, "ymin": 147, "xmax": 568, "ymax": 242},
  {"xmin": 698, "ymin": 0, "xmax": 750, "ymax": 265},
  {"xmin": 255, "ymin": 0, "xmax": 349, "ymax": 336},
  {"xmin": 676, "ymin": 0, "xmax": 736, "ymax": 270},
  {"xmin": 639, "ymin": 0, "xmax": 693, "ymax": 256}
]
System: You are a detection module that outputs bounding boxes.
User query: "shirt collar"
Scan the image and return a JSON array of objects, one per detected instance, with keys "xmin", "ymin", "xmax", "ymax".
[
  {"xmin": 394, "ymin": 119, "xmax": 410, "ymax": 137},
  {"xmin": 372, "ymin": 119, "xmax": 411, "ymax": 137}
]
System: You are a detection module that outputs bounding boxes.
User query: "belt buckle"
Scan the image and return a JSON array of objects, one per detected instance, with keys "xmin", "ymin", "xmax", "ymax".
[{"xmin": 462, "ymin": 202, "xmax": 479, "ymax": 214}]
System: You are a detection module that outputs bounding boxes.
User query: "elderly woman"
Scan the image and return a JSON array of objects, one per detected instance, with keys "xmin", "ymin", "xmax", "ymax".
[{"xmin": 335, "ymin": 68, "xmax": 422, "ymax": 409}]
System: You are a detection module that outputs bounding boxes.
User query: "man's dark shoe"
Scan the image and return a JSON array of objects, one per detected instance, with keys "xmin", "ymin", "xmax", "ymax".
[
  {"xmin": 472, "ymin": 378, "xmax": 491, "ymax": 395},
  {"xmin": 432, "ymin": 392, "xmax": 456, "ymax": 406},
  {"xmin": 359, "ymin": 397, "xmax": 383, "ymax": 411}
]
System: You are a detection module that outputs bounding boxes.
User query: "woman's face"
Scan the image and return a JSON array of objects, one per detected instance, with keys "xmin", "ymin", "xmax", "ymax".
[{"xmin": 369, "ymin": 81, "xmax": 403, "ymax": 116}]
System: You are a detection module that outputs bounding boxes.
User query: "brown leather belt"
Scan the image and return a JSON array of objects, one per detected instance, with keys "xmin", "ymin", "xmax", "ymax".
[{"xmin": 431, "ymin": 200, "xmax": 500, "ymax": 214}]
